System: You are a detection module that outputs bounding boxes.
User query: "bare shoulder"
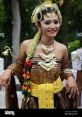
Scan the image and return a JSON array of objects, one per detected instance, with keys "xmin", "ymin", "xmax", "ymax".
[
  {"xmin": 19, "ymin": 39, "xmax": 33, "ymax": 54},
  {"xmin": 55, "ymin": 41, "xmax": 68, "ymax": 52},
  {"xmin": 21, "ymin": 39, "xmax": 32, "ymax": 47},
  {"xmin": 21, "ymin": 39, "xmax": 32, "ymax": 49}
]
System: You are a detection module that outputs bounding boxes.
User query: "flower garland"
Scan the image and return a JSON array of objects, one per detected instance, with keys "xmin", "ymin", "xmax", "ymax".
[
  {"xmin": 22, "ymin": 30, "xmax": 41, "ymax": 97},
  {"xmin": 22, "ymin": 60, "xmax": 32, "ymax": 97}
]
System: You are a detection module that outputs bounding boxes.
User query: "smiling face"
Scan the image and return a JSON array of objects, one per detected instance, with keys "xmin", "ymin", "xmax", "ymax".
[{"xmin": 39, "ymin": 12, "xmax": 61, "ymax": 39}]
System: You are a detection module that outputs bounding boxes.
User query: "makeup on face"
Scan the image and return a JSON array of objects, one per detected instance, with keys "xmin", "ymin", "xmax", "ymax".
[
  {"xmin": 43, "ymin": 19, "xmax": 59, "ymax": 26},
  {"xmin": 41, "ymin": 13, "xmax": 60, "ymax": 30}
]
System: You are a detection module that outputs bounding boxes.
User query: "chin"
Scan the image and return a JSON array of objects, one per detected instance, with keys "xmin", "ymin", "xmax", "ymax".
[{"xmin": 49, "ymin": 34, "xmax": 57, "ymax": 38}]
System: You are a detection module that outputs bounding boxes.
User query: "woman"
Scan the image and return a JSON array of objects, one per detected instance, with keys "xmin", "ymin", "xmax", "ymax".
[{"xmin": 0, "ymin": 0, "xmax": 79, "ymax": 109}]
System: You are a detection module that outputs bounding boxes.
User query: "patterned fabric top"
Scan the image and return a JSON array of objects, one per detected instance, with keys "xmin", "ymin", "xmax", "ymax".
[{"xmin": 30, "ymin": 57, "xmax": 62, "ymax": 84}]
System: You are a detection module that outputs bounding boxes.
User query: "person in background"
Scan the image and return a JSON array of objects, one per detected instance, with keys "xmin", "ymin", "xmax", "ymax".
[{"xmin": 0, "ymin": 0, "xmax": 79, "ymax": 109}]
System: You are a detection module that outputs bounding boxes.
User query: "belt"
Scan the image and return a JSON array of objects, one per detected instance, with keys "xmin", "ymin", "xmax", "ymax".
[{"xmin": 30, "ymin": 77, "xmax": 64, "ymax": 109}]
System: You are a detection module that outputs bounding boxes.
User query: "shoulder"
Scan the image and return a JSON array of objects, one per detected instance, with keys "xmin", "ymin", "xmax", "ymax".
[
  {"xmin": 54, "ymin": 41, "xmax": 68, "ymax": 58},
  {"xmin": 19, "ymin": 39, "xmax": 33, "ymax": 54},
  {"xmin": 20, "ymin": 39, "xmax": 33, "ymax": 50},
  {"xmin": 21, "ymin": 39, "xmax": 32, "ymax": 47},
  {"xmin": 60, "ymin": 43, "xmax": 68, "ymax": 52},
  {"xmin": 55, "ymin": 41, "xmax": 68, "ymax": 52}
]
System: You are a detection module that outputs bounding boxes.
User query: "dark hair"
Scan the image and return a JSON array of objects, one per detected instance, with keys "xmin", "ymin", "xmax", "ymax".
[{"xmin": 37, "ymin": 7, "xmax": 58, "ymax": 21}]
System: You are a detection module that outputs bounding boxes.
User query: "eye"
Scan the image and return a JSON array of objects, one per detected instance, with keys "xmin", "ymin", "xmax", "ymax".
[
  {"xmin": 54, "ymin": 20, "xmax": 59, "ymax": 24},
  {"xmin": 44, "ymin": 21, "xmax": 51, "ymax": 25}
]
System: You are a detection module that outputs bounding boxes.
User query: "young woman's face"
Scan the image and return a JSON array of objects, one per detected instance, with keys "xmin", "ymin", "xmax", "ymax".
[{"xmin": 40, "ymin": 13, "xmax": 60, "ymax": 38}]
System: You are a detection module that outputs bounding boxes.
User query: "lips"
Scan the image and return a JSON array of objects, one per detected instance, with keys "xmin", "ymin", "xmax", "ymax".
[
  {"xmin": 48, "ymin": 30, "xmax": 57, "ymax": 34},
  {"xmin": 49, "ymin": 29, "xmax": 57, "ymax": 31}
]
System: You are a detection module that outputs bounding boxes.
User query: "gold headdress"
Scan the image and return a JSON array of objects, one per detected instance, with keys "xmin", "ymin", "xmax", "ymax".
[{"xmin": 31, "ymin": 0, "xmax": 63, "ymax": 25}]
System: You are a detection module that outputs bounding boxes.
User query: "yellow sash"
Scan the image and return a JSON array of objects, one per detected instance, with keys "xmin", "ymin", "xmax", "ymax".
[{"xmin": 30, "ymin": 77, "xmax": 64, "ymax": 109}]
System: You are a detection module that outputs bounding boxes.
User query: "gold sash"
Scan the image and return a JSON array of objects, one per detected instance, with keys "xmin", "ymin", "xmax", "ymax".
[{"xmin": 30, "ymin": 77, "xmax": 64, "ymax": 109}]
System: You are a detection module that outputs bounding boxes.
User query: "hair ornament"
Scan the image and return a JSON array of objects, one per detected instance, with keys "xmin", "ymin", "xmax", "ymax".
[{"xmin": 31, "ymin": 0, "xmax": 63, "ymax": 24}]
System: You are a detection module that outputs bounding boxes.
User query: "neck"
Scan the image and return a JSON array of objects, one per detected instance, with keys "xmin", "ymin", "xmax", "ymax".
[{"xmin": 40, "ymin": 36, "xmax": 54, "ymax": 46}]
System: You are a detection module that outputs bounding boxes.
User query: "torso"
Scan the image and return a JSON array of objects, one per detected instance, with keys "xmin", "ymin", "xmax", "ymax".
[
  {"xmin": 20, "ymin": 39, "xmax": 68, "ymax": 84},
  {"xmin": 30, "ymin": 57, "xmax": 62, "ymax": 84},
  {"xmin": 27, "ymin": 40, "xmax": 65, "ymax": 84}
]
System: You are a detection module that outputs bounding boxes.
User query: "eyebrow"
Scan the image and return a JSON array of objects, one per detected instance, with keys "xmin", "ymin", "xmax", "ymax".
[{"xmin": 43, "ymin": 19, "xmax": 59, "ymax": 22}]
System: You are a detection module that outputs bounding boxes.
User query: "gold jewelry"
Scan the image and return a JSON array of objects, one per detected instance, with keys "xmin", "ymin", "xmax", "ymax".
[
  {"xmin": 31, "ymin": 0, "xmax": 63, "ymax": 25},
  {"xmin": 62, "ymin": 68, "xmax": 73, "ymax": 80},
  {"xmin": 38, "ymin": 41, "xmax": 56, "ymax": 70},
  {"xmin": 41, "ymin": 44, "xmax": 54, "ymax": 54},
  {"xmin": 39, "ymin": 53, "xmax": 54, "ymax": 62},
  {"xmin": 7, "ymin": 63, "xmax": 17, "ymax": 75},
  {"xmin": 38, "ymin": 60, "xmax": 56, "ymax": 71}
]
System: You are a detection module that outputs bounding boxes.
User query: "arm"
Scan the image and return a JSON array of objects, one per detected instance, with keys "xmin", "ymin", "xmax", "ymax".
[
  {"xmin": 60, "ymin": 46, "xmax": 73, "ymax": 80},
  {"xmin": 0, "ymin": 40, "xmax": 28, "ymax": 86},
  {"xmin": 12, "ymin": 41, "xmax": 27, "ymax": 84},
  {"xmin": 60, "ymin": 45, "xmax": 79, "ymax": 98}
]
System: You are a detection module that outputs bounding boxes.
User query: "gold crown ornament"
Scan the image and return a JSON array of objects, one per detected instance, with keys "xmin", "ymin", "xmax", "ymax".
[{"xmin": 31, "ymin": 0, "xmax": 63, "ymax": 24}]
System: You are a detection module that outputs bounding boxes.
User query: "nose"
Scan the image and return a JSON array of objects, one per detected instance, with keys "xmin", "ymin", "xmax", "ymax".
[{"xmin": 50, "ymin": 22, "xmax": 56, "ymax": 28}]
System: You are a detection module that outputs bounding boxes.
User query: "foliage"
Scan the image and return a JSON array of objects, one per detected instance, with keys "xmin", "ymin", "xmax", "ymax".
[
  {"xmin": 0, "ymin": 0, "xmax": 13, "ymax": 55},
  {"xmin": 0, "ymin": 0, "xmax": 7, "ymax": 32},
  {"xmin": 68, "ymin": 39, "xmax": 80, "ymax": 52},
  {"xmin": 67, "ymin": 0, "xmax": 82, "ymax": 32},
  {"xmin": 20, "ymin": 0, "xmax": 40, "ymax": 42}
]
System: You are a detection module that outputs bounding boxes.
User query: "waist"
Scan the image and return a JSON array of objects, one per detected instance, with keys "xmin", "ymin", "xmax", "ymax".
[
  {"xmin": 30, "ymin": 76, "xmax": 64, "ymax": 94},
  {"xmin": 30, "ymin": 76, "xmax": 64, "ymax": 108},
  {"xmin": 31, "ymin": 65, "xmax": 61, "ymax": 84}
]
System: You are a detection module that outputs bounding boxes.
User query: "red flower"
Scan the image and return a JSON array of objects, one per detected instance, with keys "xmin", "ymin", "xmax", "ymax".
[{"xmin": 24, "ymin": 60, "xmax": 32, "ymax": 68}]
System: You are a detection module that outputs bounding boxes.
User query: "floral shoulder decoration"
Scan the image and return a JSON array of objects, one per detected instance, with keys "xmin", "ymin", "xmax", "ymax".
[{"xmin": 22, "ymin": 59, "xmax": 32, "ymax": 97}]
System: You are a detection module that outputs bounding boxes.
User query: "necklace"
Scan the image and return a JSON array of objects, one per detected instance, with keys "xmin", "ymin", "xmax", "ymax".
[
  {"xmin": 38, "ymin": 60, "xmax": 56, "ymax": 71},
  {"xmin": 41, "ymin": 41, "xmax": 54, "ymax": 54},
  {"xmin": 39, "ymin": 53, "xmax": 54, "ymax": 62},
  {"xmin": 38, "ymin": 42, "xmax": 56, "ymax": 71}
]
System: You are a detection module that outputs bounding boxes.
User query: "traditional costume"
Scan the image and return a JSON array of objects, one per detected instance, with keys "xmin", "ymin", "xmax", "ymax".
[{"xmin": 7, "ymin": 0, "xmax": 77, "ymax": 109}]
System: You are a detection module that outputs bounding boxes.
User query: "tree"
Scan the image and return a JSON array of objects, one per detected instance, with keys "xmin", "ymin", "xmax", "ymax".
[
  {"xmin": 0, "ymin": 0, "xmax": 7, "ymax": 54},
  {"xmin": 11, "ymin": 0, "xmax": 21, "ymax": 62}
]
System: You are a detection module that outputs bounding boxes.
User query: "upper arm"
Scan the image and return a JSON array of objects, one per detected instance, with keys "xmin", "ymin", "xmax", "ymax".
[
  {"xmin": 61, "ymin": 45, "xmax": 69, "ymax": 69},
  {"xmin": 16, "ymin": 40, "xmax": 28, "ymax": 66},
  {"xmin": 16, "ymin": 39, "xmax": 32, "ymax": 66}
]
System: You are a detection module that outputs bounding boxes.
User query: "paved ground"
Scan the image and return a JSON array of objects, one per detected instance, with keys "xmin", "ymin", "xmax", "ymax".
[
  {"xmin": 0, "ymin": 70, "xmax": 23, "ymax": 109},
  {"xmin": 0, "ymin": 89, "xmax": 22, "ymax": 109},
  {"xmin": 0, "ymin": 90, "xmax": 6, "ymax": 108}
]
